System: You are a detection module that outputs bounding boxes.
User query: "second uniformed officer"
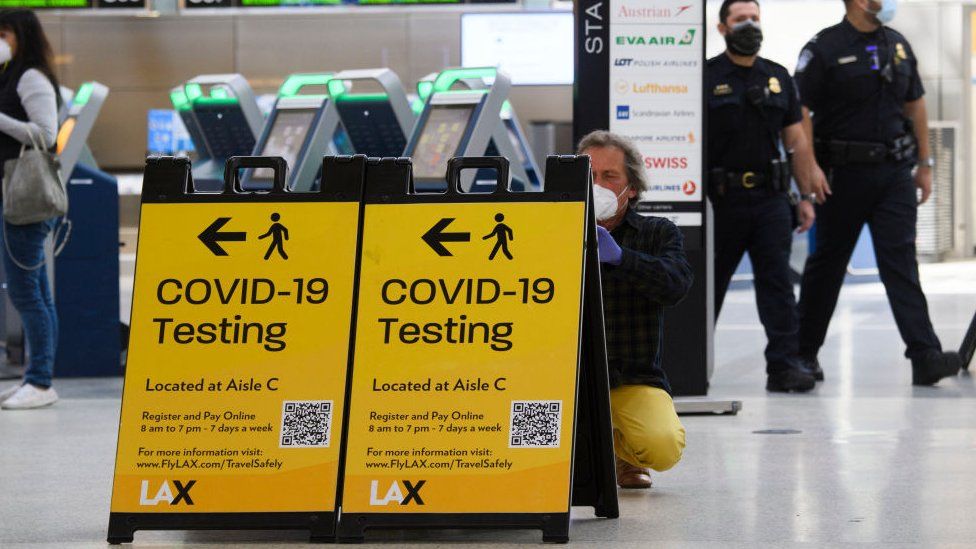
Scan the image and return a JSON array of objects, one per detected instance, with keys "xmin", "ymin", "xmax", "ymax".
[
  {"xmin": 794, "ymin": 0, "xmax": 961, "ymax": 385},
  {"xmin": 708, "ymin": 0, "xmax": 828, "ymax": 392}
]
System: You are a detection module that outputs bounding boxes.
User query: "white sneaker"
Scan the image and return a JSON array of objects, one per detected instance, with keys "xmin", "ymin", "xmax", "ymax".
[
  {"xmin": 1, "ymin": 384, "xmax": 58, "ymax": 410},
  {"xmin": 0, "ymin": 384, "xmax": 21, "ymax": 404}
]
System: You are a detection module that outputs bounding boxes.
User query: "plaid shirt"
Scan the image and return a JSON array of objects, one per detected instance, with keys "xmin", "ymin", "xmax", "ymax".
[{"xmin": 601, "ymin": 210, "xmax": 693, "ymax": 393}]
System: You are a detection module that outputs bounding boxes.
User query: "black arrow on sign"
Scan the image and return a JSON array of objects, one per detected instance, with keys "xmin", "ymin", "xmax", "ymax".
[
  {"xmin": 198, "ymin": 217, "xmax": 247, "ymax": 256},
  {"xmin": 422, "ymin": 218, "xmax": 470, "ymax": 257}
]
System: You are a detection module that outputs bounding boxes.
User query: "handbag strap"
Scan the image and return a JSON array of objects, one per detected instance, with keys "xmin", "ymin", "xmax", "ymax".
[
  {"xmin": 2, "ymin": 218, "xmax": 72, "ymax": 272},
  {"xmin": 21, "ymin": 125, "xmax": 43, "ymax": 154}
]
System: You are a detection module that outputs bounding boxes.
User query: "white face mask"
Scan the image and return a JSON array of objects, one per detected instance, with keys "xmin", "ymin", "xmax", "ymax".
[
  {"xmin": 0, "ymin": 41, "xmax": 11, "ymax": 65},
  {"xmin": 593, "ymin": 184, "xmax": 628, "ymax": 221}
]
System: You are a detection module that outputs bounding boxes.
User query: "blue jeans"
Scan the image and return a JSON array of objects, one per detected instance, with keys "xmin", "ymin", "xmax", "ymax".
[{"xmin": 1, "ymin": 217, "xmax": 58, "ymax": 388}]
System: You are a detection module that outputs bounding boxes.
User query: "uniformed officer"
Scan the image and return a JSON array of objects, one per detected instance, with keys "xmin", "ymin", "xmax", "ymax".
[
  {"xmin": 708, "ymin": 0, "xmax": 828, "ymax": 392},
  {"xmin": 794, "ymin": 0, "xmax": 961, "ymax": 385}
]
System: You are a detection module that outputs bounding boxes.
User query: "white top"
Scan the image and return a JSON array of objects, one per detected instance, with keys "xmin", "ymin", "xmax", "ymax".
[{"xmin": 0, "ymin": 68, "xmax": 58, "ymax": 149}]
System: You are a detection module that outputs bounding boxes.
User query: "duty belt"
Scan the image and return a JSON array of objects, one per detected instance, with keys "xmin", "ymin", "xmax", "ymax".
[
  {"xmin": 722, "ymin": 171, "xmax": 768, "ymax": 190},
  {"xmin": 815, "ymin": 136, "xmax": 917, "ymax": 167},
  {"xmin": 709, "ymin": 158, "xmax": 791, "ymax": 197}
]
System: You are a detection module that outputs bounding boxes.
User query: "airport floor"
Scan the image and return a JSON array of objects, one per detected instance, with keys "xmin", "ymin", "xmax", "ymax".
[{"xmin": 1, "ymin": 260, "xmax": 975, "ymax": 548}]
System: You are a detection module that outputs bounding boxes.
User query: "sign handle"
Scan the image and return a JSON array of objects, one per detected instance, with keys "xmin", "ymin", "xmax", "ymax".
[
  {"xmin": 445, "ymin": 156, "xmax": 510, "ymax": 195},
  {"xmin": 960, "ymin": 308, "xmax": 976, "ymax": 371},
  {"xmin": 224, "ymin": 156, "xmax": 288, "ymax": 193}
]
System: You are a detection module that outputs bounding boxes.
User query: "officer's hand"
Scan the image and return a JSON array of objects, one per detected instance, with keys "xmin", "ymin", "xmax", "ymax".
[
  {"xmin": 915, "ymin": 166, "xmax": 933, "ymax": 205},
  {"xmin": 810, "ymin": 164, "xmax": 831, "ymax": 204},
  {"xmin": 596, "ymin": 225, "xmax": 623, "ymax": 265},
  {"xmin": 796, "ymin": 201, "xmax": 815, "ymax": 234}
]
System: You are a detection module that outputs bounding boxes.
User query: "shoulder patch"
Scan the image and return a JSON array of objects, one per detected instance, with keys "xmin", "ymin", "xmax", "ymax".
[{"xmin": 796, "ymin": 49, "xmax": 814, "ymax": 73}]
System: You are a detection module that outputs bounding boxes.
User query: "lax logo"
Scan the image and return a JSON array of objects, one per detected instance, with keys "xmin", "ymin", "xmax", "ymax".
[
  {"xmin": 139, "ymin": 480, "xmax": 196, "ymax": 506},
  {"xmin": 369, "ymin": 480, "xmax": 426, "ymax": 506}
]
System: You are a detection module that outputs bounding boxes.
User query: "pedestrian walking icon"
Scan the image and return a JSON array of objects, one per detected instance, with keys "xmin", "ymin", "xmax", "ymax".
[
  {"xmin": 259, "ymin": 213, "xmax": 289, "ymax": 260},
  {"xmin": 483, "ymin": 213, "xmax": 514, "ymax": 260}
]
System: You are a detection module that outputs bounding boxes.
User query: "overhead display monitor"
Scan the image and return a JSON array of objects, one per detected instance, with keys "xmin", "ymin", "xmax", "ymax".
[
  {"xmin": 411, "ymin": 104, "xmax": 474, "ymax": 180},
  {"xmin": 252, "ymin": 108, "xmax": 317, "ymax": 181},
  {"xmin": 461, "ymin": 12, "xmax": 573, "ymax": 86}
]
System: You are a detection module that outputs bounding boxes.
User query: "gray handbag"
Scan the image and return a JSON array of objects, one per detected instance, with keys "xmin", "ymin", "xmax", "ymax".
[
  {"xmin": 2, "ymin": 128, "xmax": 71, "ymax": 271},
  {"xmin": 2, "ymin": 128, "xmax": 67, "ymax": 225}
]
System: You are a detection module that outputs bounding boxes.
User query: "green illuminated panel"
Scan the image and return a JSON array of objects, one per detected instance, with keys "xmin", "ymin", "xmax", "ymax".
[
  {"xmin": 335, "ymin": 93, "xmax": 389, "ymax": 103},
  {"xmin": 73, "ymin": 83, "xmax": 95, "ymax": 107},
  {"xmin": 240, "ymin": 0, "xmax": 340, "ymax": 5},
  {"xmin": 417, "ymin": 80, "xmax": 434, "ymax": 101},
  {"xmin": 185, "ymin": 83, "xmax": 203, "ymax": 102},
  {"xmin": 193, "ymin": 97, "xmax": 241, "ymax": 106},
  {"xmin": 185, "ymin": 83, "xmax": 239, "ymax": 107},
  {"xmin": 0, "ymin": 0, "xmax": 88, "ymax": 7},
  {"xmin": 280, "ymin": 73, "xmax": 334, "ymax": 98},
  {"xmin": 432, "ymin": 67, "xmax": 497, "ymax": 93},
  {"xmin": 328, "ymin": 79, "xmax": 346, "ymax": 98},
  {"xmin": 360, "ymin": 0, "xmax": 459, "ymax": 4},
  {"xmin": 170, "ymin": 89, "xmax": 191, "ymax": 111}
]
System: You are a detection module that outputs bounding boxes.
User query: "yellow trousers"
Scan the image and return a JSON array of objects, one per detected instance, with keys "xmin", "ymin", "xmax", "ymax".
[{"xmin": 609, "ymin": 385, "xmax": 686, "ymax": 472}]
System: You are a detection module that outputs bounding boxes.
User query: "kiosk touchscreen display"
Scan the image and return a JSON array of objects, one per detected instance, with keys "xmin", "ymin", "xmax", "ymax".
[
  {"xmin": 411, "ymin": 104, "xmax": 474, "ymax": 180},
  {"xmin": 252, "ymin": 109, "xmax": 316, "ymax": 181}
]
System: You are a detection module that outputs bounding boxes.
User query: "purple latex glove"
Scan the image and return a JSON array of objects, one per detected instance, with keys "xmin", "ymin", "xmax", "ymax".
[{"xmin": 596, "ymin": 225, "xmax": 623, "ymax": 265}]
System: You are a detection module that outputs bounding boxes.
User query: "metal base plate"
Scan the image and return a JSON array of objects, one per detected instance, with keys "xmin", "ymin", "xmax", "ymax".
[{"xmin": 674, "ymin": 398, "xmax": 742, "ymax": 416}]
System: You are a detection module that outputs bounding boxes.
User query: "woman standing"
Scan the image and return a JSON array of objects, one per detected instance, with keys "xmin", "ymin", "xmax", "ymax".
[{"xmin": 0, "ymin": 9, "xmax": 61, "ymax": 410}]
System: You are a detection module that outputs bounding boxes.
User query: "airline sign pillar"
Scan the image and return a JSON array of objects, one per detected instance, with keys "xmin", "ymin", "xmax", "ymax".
[{"xmin": 575, "ymin": 0, "xmax": 713, "ymax": 395}]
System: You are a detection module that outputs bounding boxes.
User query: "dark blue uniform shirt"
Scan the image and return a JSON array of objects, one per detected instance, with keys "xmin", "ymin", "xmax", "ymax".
[
  {"xmin": 706, "ymin": 54, "xmax": 802, "ymax": 172},
  {"xmin": 794, "ymin": 18, "xmax": 924, "ymax": 143}
]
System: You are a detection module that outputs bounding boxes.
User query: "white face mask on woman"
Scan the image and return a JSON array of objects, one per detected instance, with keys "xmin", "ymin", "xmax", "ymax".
[
  {"xmin": 593, "ymin": 184, "xmax": 629, "ymax": 221},
  {"xmin": 0, "ymin": 41, "xmax": 12, "ymax": 65}
]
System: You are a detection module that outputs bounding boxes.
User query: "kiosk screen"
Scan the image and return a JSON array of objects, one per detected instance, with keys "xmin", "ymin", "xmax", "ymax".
[
  {"xmin": 253, "ymin": 109, "xmax": 316, "ymax": 181},
  {"xmin": 412, "ymin": 104, "xmax": 474, "ymax": 180}
]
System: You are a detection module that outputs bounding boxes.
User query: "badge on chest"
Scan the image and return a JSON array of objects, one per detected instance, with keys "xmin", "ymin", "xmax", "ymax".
[{"xmin": 713, "ymin": 83, "xmax": 733, "ymax": 96}]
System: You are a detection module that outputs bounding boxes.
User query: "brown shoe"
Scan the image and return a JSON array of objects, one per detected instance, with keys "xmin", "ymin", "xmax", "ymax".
[{"xmin": 615, "ymin": 457, "xmax": 652, "ymax": 489}]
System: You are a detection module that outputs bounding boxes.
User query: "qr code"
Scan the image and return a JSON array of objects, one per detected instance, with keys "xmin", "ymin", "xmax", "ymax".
[
  {"xmin": 280, "ymin": 400, "xmax": 332, "ymax": 448},
  {"xmin": 509, "ymin": 400, "xmax": 562, "ymax": 448}
]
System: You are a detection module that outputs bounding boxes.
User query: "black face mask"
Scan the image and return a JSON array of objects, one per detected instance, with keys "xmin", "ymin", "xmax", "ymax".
[{"xmin": 725, "ymin": 20, "xmax": 763, "ymax": 56}]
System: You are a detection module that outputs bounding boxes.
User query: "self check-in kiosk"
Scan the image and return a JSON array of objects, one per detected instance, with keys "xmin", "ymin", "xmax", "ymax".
[
  {"xmin": 243, "ymin": 73, "xmax": 345, "ymax": 192},
  {"xmin": 185, "ymin": 74, "xmax": 263, "ymax": 191},
  {"xmin": 451, "ymin": 69, "xmax": 542, "ymax": 188},
  {"xmin": 406, "ymin": 67, "xmax": 540, "ymax": 192},
  {"xmin": 404, "ymin": 67, "xmax": 532, "ymax": 192},
  {"xmin": 169, "ymin": 85, "xmax": 208, "ymax": 162},
  {"xmin": 330, "ymin": 68, "xmax": 417, "ymax": 158}
]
